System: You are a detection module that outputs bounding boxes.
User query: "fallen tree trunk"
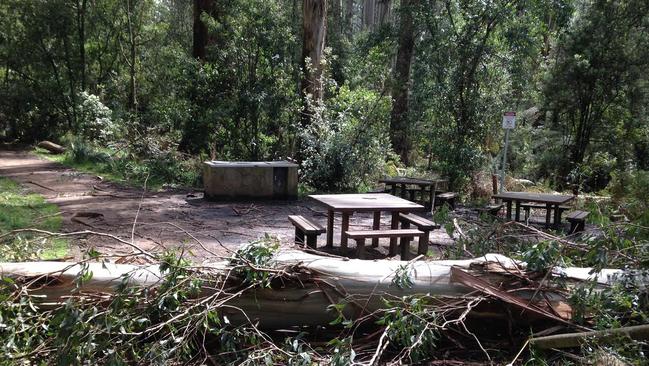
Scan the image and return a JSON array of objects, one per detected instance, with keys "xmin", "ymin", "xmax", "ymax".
[
  {"xmin": 0, "ymin": 251, "xmax": 625, "ymax": 329},
  {"xmin": 37, "ymin": 140, "xmax": 66, "ymax": 154}
]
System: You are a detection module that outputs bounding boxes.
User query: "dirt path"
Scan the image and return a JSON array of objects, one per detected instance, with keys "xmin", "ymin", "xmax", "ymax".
[{"xmin": 0, "ymin": 148, "xmax": 453, "ymax": 261}]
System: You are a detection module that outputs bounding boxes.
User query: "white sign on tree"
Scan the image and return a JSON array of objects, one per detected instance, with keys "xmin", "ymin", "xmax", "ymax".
[{"xmin": 502, "ymin": 111, "xmax": 516, "ymax": 129}]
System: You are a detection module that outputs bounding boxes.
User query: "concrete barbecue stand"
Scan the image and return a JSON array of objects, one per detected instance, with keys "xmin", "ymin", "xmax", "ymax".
[{"xmin": 203, "ymin": 161, "xmax": 298, "ymax": 201}]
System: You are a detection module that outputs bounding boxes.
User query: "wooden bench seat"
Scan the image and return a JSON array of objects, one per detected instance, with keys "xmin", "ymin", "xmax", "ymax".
[
  {"xmin": 566, "ymin": 210, "xmax": 589, "ymax": 233},
  {"xmin": 288, "ymin": 215, "xmax": 326, "ymax": 248},
  {"xmin": 399, "ymin": 213, "xmax": 440, "ymax": 256},
  {"xmin": 346, "ymin": 229, "xmax": 423, "ymax": 259},
  {"xmin": 435, "ymin": 192, "xmax": 458, "ymax": 209}
]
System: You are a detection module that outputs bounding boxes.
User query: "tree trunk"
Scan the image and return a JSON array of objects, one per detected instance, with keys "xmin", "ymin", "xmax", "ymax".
[
  {"xmin": 301, "ymin": 0, "xmax": 328, "ymax": 110},
  {"xmin": 0, "ymin": 251, "xmax": 611, "ymax": 329},
  {"xmin": 344, "ymin": 0, "xmax": 354, "ymax": 37},
  {"xmin": 389, "ymin": 0, "xmax": 416, "ymax": 165},
  {"xmin": 376, "ymin": 0, "xmax": 391, "ymax": 25},
  {"xmin": 362, "ymin": 0, "xmax": 375, "ymax": 29},
  {"xmin": 126, "ymin": 0, "xmax": 137, "ymax": 112},
  {"xmin": 192, "ymin": 0, "xmax": 214, "ymax": 60},
  {"xmin": 76, "ymin": 0, "xmax": 87, "ymax": 91}
]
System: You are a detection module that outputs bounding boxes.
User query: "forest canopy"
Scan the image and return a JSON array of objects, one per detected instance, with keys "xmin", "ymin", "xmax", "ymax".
[{"xmin": 1, "ymin": 0, "xmax": 648, "ymax": 194}]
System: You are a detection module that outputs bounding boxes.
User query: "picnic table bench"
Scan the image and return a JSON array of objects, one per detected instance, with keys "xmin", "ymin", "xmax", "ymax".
[
  {"xmin": 492, "ymin": 192, "xmax": 575, "ymax": 228},
  {"xmin": 347, "ymin": 229, "xmax": 423, "ymax": 259},
  {"xmin": 378, "ymin": 177, "xmax": 449, "ymax": 210},
  {"xmin": 566, "ymin": 210, "xmax": 589, "ymax": 233},
  {"xmin": 398, "ymin": 213, "xmax": 439, "ymax": 257},
  {"xmin": 288, "ymin": 215, "xmax": 326, "ymax": 248}
]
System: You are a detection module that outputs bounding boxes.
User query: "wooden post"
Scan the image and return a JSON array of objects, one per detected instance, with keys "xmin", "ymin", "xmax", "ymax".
[
  {"xmin": 553, "ymin": 204, "xmax": 561, "ymax": 228},
  {"xmin": 341, "ymin": 212, "xmax": 352, "ymax": 249},
  {"xmin": 506, "ymin": 201, "xmax": 512, "ymax": 221},
  {"xmin": 492, "ymin": 174, "xmax": 499, "ymax": 203},
  {"xmin": 295, "ymin": 228, "xmax": 305, "ymax": 246},
  {"xmin": 399, "ymin": 220, "xmax": 411, "ymax": 258},
  {"xmin": 355, "ymin": 238, "xmax": 366, "ymax": 258},
  {"xmin": 400, "ymin": 236, "xmax": 410, "ymax": 260},
  {"xmin": 306, "ymin": 234, "xmax": 317, "ymax": 249},
  {"xmin": 326, "ymin": 210, "xmax": 334, "ymax": 248},
  {"xmin": 417, "ymin": 232, "xmax": 429, "ymax": 255},
  {"xmin": 372, "ymin": 211, "xmax": 381, "ymax": 247},
  {"xmin": 389, "ymin": 212, "xmax": 399, "ymax": 256}
]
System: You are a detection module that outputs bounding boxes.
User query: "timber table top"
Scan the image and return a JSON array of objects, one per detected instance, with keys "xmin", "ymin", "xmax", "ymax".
[
  {"xmin": 309, "ymin": 193, "xmax": 425, "ymax": 212},
  {"xmin": 492, "ymin": 192, "xmax": 575, "ymax": 205}
]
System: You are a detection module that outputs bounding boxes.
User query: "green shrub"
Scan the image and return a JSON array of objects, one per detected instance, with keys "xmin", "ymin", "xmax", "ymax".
[
  {"xmin": 301, "ymin": 85, "xmax": 392, "ymax": 192},
  {"xmin": 607, "ymin": 170, "xmax": 649, "ymax": 225}
]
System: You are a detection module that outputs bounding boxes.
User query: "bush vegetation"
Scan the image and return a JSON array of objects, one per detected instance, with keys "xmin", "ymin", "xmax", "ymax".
[{"xmin": 1, "ymin": 0, "xmax": 646, "ymax": 196}]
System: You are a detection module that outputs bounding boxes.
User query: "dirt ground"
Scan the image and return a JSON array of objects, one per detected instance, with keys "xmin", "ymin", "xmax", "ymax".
[{"xmin": 0, "ymin": 148, "xmax": 454, "ymax": 262}]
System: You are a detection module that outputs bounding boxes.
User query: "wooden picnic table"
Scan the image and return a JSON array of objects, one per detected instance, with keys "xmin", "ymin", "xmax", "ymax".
[
  {"xmin": 492, "ymin": 192, "xmax": 575, "ymax": 228},
  {"xmin": 378, "ymin": 177, "xmax": 448, "ymax": 209},
  {"xmin": 308, "ymin": 193, "xmax": 425, "ymax": 251}
]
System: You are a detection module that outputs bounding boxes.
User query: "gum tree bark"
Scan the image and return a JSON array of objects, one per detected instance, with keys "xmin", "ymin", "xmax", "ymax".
[
  {"xmin": 362, "ymin": 0, "xmax": 375, "ymax": 29},
  {"xmin": 376, "ymin": 0, "xmax": 392, "ymax": 25},
  {"xmin": 389, "ymin": 0, "xmax": 416, "ymax": 165},
  {"xmin": 0, "ymin": 251, "xmax": 618, "ymax": 329},
  {"xmin": 301, "ymin": 0, "xmax": 327, "ymax": 124},
  {"xmin": 344, "ymin": 0, "xmax": 354, "ymax": 37}
]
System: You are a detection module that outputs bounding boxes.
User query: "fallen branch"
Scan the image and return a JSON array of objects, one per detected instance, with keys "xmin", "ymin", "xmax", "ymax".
[
  {"xmin": 0, "ymin": 228, "xmax": 154, "ymax": 259},
  {"xmin": 530, "ymin": 324, "xmax": 649, "ymax": 349},
  {"xmin": 26, "ymin": 180, "xmax": 57, "ymax": 193}
]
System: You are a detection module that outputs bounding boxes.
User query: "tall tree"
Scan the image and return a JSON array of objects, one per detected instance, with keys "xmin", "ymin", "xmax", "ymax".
[
  {"xmin": 301, "ymin": 0, "xmax": 327, "ymax": 104},
  {"xmin": 192, "ymin": 0, "xmax": 214, "ymax": 60},
  {"xmin": 362, "ymin": 0, "xmax": 375, "ymax": 29},
  {"xmin": 344, "ymin": 0, "xmax": 354, "ymax": 37},
  {"xmin": 376, "ymin": 0, "xmax": 391, "ymax": 26},
  {"xmin": 75, "ymin": 0, "xmax": 87, "ymax": 91},
  {"xmin": 389, "ymin": 0, "xmax": 417, "ymax": 165}
]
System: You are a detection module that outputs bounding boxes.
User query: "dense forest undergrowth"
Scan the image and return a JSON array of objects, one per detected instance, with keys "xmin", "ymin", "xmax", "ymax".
[{"xmin": 2, "ymin": 0, "xmax": 649, "ymax": 364}]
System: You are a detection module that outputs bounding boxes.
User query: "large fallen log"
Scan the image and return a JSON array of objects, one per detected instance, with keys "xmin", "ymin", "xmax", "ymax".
[
  {"xmin": 0, "ymin": 251, "xmax": 625, "ymax": 329},
  {"xmin": 37, "ymin": 140, "xmax": 66, "ymax": 154}
]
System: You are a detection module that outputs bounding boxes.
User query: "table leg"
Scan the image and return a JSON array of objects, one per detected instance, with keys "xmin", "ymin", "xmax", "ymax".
[
  {"xmin": 545, "ymin": 203, "xmax": 552, "ymax": 228},
  {"xmin": 400, "ymin": 184, "xmax": 407, "ymax": 198},
  {"xmin": 341, "ymin": 212, "xmax": 352, "ymax": 249},
  {"xmin": 389, "ymin": 212, "xmax": 399, "ymax": 256},
  {"xmin": 420, "ymin": 186, "xmax": 426, "ymax": 205},
  {"xmin": 430, "ymin": 182, "xmax": 438, "ymax": 213},
  {"xmin": 355, "ymin": 238, "xmax": 366, "ymax": 258},
  {"xmin": 553, "ymin": 204, "xmax": 561, "ymax": 228},
  {"xmin": 515, "ymin": 202, "xmax": 521, "ymax": 222},
  {"xmin": 326, "ymin": 210, "xmax": 334, "ymax": 248},
  {"xmin": 506, "ymin": 201, "xmax": 512, "ymax": 221},
  {"xmin": 372, "ymin": 211, "xmax": 381, "ymax": 247},
  {"xmin": 389, "ymin": 184, "xmax": 396, "ymax": 195}
]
